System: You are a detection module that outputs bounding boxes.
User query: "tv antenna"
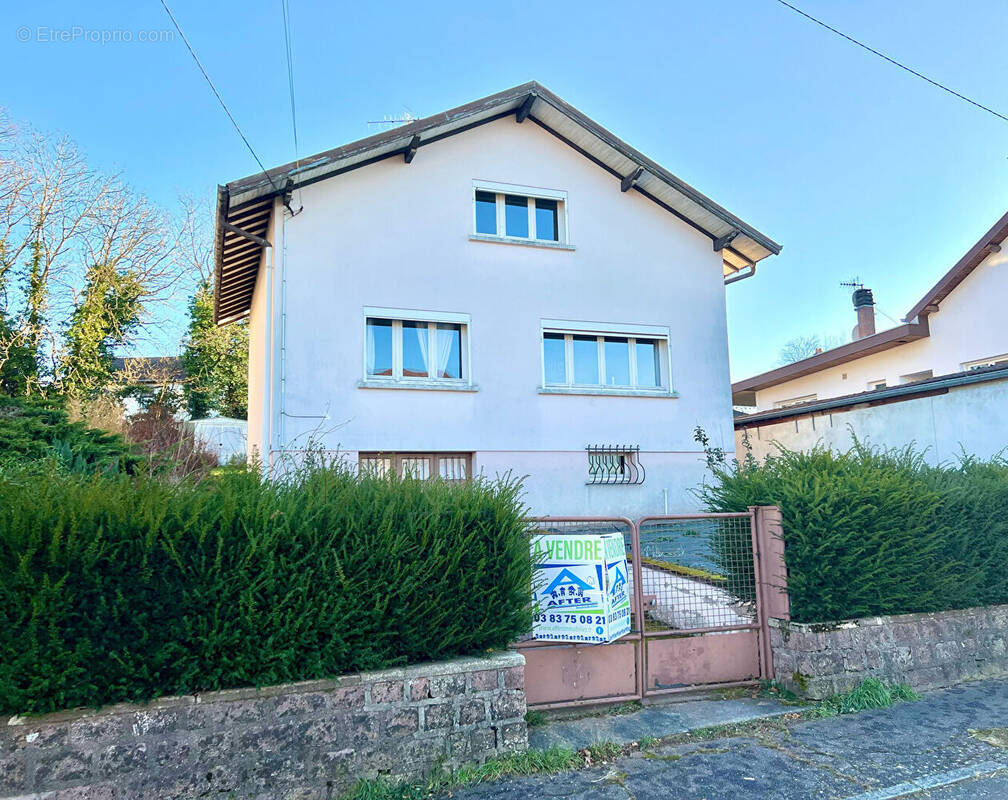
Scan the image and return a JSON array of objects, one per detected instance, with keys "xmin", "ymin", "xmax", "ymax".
[
  {"xmin": 366, "ymin": 110, "xmax": 419, "ymax": 130},
  {"xmin": 839, "ymin": 277, "xmax": 864, "ymax": 290}
]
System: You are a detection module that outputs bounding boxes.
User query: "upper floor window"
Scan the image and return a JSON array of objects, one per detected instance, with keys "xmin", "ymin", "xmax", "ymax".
[
  {"xmin": 540, "ymin": 321, "xmax": 671, "ymax": 394},
  {"xmin": 963, "ymin": 354, "xmax": 1008, "ymax": 371},
  {"xmin": 472, "ymin": 181, "xmax": 568, "ymax": 245},
  {"xmin": 773, "ymin": 394, "xmax": 817, "ymax": 409},
  {"xmin": 363, "ymin": 307, "xmax": 470, "ymax": 386}
]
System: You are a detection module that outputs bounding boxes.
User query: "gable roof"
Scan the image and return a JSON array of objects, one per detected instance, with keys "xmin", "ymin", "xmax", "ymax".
[
  {"xmin": 732, "ymin": 209, "xmax": 1008, "ymax": 399},
  {"xmin": 213, "ymin": 81, "xmax": 781, "ymax": 324},
  {"xmin": 903, "ymin": 209, "xmax": 1008, "ymax": 323}
]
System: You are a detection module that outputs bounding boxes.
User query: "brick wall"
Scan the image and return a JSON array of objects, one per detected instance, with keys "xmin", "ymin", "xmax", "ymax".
[
  {"xmin": 770, "ymin": 605, "xmax": 1008, "ymax": 699},
  {"xmin": 0, "ymin": 651, "xmax": 527, "ymax": 799}
]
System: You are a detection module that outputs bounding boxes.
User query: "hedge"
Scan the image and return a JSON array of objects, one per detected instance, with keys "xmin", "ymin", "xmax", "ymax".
[
  {"xmin": 697, "ymin": 440, "xmax": 1008, "ymax": 623},
  {"xmin": 0, "ymin": 463, "xmax": 532, "ymax": 714},
  {"xmin": 0, "ymin": 394, "xmax": 138, "ymax": 473}
]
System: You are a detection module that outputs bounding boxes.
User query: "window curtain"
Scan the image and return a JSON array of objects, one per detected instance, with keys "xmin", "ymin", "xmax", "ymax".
[
  {"xmin": 415, "ymin": 324, "xmax": 429, "ymax": 377},
  {"xmin": 436, "ymin": 326, "xmax": 455, "ymax": 378}
]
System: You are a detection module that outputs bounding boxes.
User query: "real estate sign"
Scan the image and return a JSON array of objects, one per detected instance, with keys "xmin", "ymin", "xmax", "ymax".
[{"xmin": 531, "ymin": 532, "xmax": 632, "ymax": 644}]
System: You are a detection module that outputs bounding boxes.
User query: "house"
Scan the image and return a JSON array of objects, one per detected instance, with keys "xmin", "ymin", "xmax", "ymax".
[
  {"xmin": 733, "ymin": 211, "xmax": 1008, "ymax": 463},
  {"xmin": 111, "ymin": 356, "xmax": 185, "ymax": 416},
  {"xmin": 212, "ymin": 82, "xmax": 780, "ymax": 515}
]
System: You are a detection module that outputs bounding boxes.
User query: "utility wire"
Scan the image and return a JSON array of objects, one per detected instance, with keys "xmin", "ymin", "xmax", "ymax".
[
  {"xmin": 774, "ymin": 0, "xmax": 1008, "ymax": 124},
  {"xmin": 280, "ymin": 0, "xmax": 303, "ymax": 212},
  {"xmin": 159, "ymin": 0, "xmax": 283, "ymax": 193}
]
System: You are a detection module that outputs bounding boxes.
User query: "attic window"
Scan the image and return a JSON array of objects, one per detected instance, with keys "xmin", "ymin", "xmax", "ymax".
[{"xmin": 472, "ymin": 181, "xmax": 568, "ymax": 245}]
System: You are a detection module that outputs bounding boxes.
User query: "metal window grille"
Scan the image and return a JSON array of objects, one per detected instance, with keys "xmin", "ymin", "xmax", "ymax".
[
  {"xmin": 636, "ymin": 516, "xmax": 757, "ymax": 631},
  {"xmin": 586, "ymin": 445, "xmax": 644, "ymax": 485},
  {"xmin": 438, "ymin": 456, "xmax": 468, "ymax": 481},
  {"xmin": 357, "ymin": 452, "xmax": 472, "ymax": 483}
]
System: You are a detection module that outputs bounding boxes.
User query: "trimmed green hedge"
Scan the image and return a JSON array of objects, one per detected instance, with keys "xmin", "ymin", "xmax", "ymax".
[
  {"xmin": 697, "ymin": 441, "xmax": 1008, "ymax": 623},
  {"xmin": 0, "ymin": 464, "xmax": 532, "ymax": 714}
]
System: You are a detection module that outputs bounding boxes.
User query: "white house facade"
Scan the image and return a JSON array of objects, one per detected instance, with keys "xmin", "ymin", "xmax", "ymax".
[
  {"xmin": 214, "ymin": 83, "xmax": 780, "ymax": 516},
  {"xmin": 732, "ymin": 211, "xmax": 1008, "ymax": 464}
]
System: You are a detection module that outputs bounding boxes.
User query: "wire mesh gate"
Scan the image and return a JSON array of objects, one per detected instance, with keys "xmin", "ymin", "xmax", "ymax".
[{"xmin": 517, "ymin": 509, "xmax": 774, "ymax": 709}]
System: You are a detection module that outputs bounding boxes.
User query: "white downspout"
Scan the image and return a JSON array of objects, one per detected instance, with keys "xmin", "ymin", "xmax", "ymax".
[
  {"xmin": 279, "ymin": 210, "xmax": 288, "ymax": 453},
  {"xmin": 262, "ymin": 234, "xmax": 275, "ymax": 477}
]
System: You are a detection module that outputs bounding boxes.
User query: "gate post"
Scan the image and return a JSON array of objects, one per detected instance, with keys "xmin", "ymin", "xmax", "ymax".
[{"xmin": 754, "ymin": 506, "xmax": 789, "ymax": 621}]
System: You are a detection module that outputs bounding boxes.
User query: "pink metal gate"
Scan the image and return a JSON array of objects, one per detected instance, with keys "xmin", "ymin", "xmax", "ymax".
[{"xmin": 517, "ymin": 506, "xmax": 789, "ymax": 709}]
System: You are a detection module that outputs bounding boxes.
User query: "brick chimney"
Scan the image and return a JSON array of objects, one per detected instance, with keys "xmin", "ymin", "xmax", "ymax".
[{"xmin": 852, "ymin": 288, "xmax": 876, "ymax": 340}]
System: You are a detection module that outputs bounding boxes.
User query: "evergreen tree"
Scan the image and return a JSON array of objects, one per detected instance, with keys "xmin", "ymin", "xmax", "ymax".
[
  {"xmin": 61, "ymin": 263, "xmax": 144, "ymax": 398},
  {"xmin": 181, "ymin": 282, "xmax": 248, "ymax": 419}
]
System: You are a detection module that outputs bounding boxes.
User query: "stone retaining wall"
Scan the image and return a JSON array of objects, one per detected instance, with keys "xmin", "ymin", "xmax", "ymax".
[
  {"xmin": 770, "ymin": 605, "xmax": 1008, "ymax": 699},
  {"xmin": 0, "ymin": 651, "xmax": 526, "ymax": 799}
]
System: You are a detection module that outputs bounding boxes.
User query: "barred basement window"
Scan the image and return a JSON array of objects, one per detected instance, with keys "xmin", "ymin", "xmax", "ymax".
[
  {"xmin": 586, "ymin": 445, "xmax": 645, "ymax": 485},
  {"xmin": 358, "ymin": 452, "xmax": 472, "ymax": 482}
]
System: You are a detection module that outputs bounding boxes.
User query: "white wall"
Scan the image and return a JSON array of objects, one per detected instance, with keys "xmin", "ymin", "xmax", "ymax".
[
  {"xmin": 752, "ymin": 247, "xmax": 1008, "ymax": 410},
  {"xmin": 737, "ymin": 375, "xmax": 1008, "ymax": 465},
  {"xmin": 255, "ymin": 117, "xmax": 738, "ymax": 515}
]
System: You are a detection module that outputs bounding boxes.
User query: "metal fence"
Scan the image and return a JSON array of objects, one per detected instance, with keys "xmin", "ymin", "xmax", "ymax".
[
  {"xmin": 518, "ymin": 508, "xmax": 785, "ymax": 709},
  {"xmin": 636, "ymin": 514, "xmax": 758, "ymax": 633}
]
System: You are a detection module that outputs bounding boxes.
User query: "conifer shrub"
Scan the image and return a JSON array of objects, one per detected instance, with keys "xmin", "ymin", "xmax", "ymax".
[
  {"xmin": 0, "ymin": 462, "xmax": 531, "ymax": 714},
  {"xmin": 696, "ymin": 438, "xmax": 1008, "ymax": 623},
  {"xmin": 0, "ymin": 394, "xmax": 139, "ymax": 473}
]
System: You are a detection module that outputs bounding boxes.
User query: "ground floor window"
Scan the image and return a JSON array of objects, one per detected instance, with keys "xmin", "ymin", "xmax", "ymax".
[{"xmin": 358, "ymin": 452, "xmax": 472, "ymax": 482}]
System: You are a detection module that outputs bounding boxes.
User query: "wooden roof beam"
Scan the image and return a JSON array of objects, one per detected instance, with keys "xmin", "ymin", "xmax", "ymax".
[
  {"xmin": 403, "ymin": 134, "xmax": 420, "ymax": 164},
  {"xmin": 714, "ymin": 229, "xmax": 741, "ymax": 252},
  {"xmin": 515, "ymin": 93, "xmax": 535, "ymax": 123},
  {"xmin": 223, "ymin": 221, "xmax": 271, "ymax": 249},
  {"xmin": 620, "ymin": 166, "xmax": 644, "ymax": 193}
]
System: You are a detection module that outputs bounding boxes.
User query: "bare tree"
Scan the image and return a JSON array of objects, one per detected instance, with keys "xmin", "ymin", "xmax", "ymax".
[
  {"xmin": 0, "ymin": 110, "xmax": 188, "ymax": 396},
  {"xmin": 777, "ymin": 333, "xmax": 846, "ymax": 365}
]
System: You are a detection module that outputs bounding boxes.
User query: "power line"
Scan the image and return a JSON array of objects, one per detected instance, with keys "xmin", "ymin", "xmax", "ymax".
[
  {"xmin": 158, "ymin": 0, "xmax": 283, "ymax": 194},
  {"xmin": 280, "ymin": 0, "xmax": 302, "ymax": 212},
  {"xmin": 774, "ymin": 0, "xmax": 1008, "ymax": 124}
]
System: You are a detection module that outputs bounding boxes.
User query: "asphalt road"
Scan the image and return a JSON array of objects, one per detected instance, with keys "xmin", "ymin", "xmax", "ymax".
[{"xmin": 454, "ymin": 681, "xmax": 1008, "ymax": 800}]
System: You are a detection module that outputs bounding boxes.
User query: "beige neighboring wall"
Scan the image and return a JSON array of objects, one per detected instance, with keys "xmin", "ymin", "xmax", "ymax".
[{"xmin": 748, "ymin": 245, "xmax": 1008, "ymax": 410}]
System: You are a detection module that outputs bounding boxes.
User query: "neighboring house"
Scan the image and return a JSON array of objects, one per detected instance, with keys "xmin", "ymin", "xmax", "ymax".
[
  {"xmin": 733, "ymin": 211, "xmax": 1008, "ymax": 463},
  {"xmin": 212, "ymin": 82, "xmax": 780, "ymax": 515},
  {"xmin": 111, "ymin": 356, "xmax": 185, "ymax": 417}
]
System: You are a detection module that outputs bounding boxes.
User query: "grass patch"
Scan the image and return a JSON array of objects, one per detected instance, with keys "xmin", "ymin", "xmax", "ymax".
[
  {"xmin": 341, "ymin": 746, "xmax": 581, "ymax": 799},
  {"xmin": 758, "ymin": 678, "xmax": 799, "ymax": 703},
  {"xmin": 804, "ymin": 678, "xmax": 919, "ymax": 719},
  {"xmin": 629, "ymin": 554, "xmax": 727, "ymax": 585},
  {"xmin": 524, "ymin": 710, "xmax": 547, "ymax": 727}
]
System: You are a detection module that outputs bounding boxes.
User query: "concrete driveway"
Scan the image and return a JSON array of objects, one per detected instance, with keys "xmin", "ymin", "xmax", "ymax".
[{"xmin": 454, "ymin": 681, "xmax": 1008, "ymax": 799}]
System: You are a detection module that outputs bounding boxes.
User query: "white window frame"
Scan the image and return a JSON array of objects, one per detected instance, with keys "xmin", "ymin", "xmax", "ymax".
[
  {"xmin": 867, "ymin": 379, "xmax": 887, "ymax": 391},
  {"xmin": 962, "ymin": 353, "xmax": 1008, "ymax": 371},
  {"xmin": 361, "ymin": 307, "xmax": 473, "ymax": 389},
  {"xmin": 471, "ymin": 180, "xmax": 570, "ymax": 246},
  {"xmin": 539, "ymin": 320, "xmax": 674, "ymax": 396},
  {"xmin": 773, "ymin": 394, "xmax": 817, "ymax": 409}
]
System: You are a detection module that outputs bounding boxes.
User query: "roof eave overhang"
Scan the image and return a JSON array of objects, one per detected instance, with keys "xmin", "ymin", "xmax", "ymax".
[
  {"xmin": 735, "ymin": 364, "xmax": 1008, "ymax": 427},
  {"xmin": 732, "ymin": 318, "xmax": 931, "ymax": 395},
  {"xmin": 214, "ymin": 81, "xmax": 781, "ymax": 323},
  {"xmin": 903, "ymin": 210, "xmax": 1008, "ymax": 323}
]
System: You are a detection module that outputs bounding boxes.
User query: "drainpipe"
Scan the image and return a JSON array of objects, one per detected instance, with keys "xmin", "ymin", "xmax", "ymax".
[
  {"xmin": 263, "ymin": 233, "xmax": 275, "ymax": 477},
  {"xmin": 279, "ymin": 208, "xmax": 288, "ymax": 455}
]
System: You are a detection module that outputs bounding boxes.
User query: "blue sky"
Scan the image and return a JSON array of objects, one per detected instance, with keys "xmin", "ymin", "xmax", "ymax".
[{"xmin": 2, "ymin": 0, "xmax": 1005, "ymax": 378}]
